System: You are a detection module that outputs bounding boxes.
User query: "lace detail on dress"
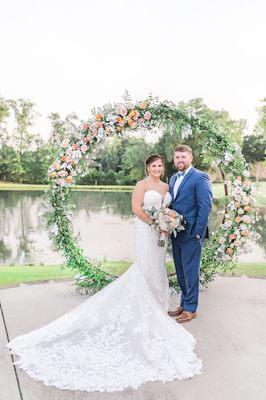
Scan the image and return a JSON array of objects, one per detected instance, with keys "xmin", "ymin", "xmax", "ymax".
[{"xmin": 7, "ymin": 191, "xmax": 202, "ymax": 393}]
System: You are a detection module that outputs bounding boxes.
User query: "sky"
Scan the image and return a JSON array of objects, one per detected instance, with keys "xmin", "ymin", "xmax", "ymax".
[{"xmin": 0, "ymin": 0, "xmax": 265, "ymax": 138}]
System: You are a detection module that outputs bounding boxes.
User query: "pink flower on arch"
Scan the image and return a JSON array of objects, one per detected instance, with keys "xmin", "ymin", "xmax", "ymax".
[
  {"xmin": 81, "ymin": 144, "xmax": 88, "ymax": 153},
  {"xmin": 52, "ymin": 162, "xmax": 60, "ymax": 170},
  {"xmin": 144, "ymin": 111, "xmax": 151, "ymax": 120},
  {"xmin": 58, "ymin": 170, "xmax": 67, "ymax": 177},
  {"xmin": 66, "ymin": 148, "xmax": 73, "ymax": 156},
  {"xmin": 224, "ymin": 220, "xmax": 232, "ymax": 229},
  {"xmin": 117, "ymin": 106, "xmax": 128, "ymax": 116},
  {"xmin": 56, "ymin": 178, "xmax": 65, "ymax": 186},
  {"xmin": 61, "ymin": 140, "xmax": 69, "ymax": 148}
]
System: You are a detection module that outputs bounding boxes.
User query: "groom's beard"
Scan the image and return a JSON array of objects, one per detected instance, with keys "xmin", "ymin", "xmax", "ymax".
[{"xmin": 177, "ymin": 163, "xmax": 191, "ymax": 172}]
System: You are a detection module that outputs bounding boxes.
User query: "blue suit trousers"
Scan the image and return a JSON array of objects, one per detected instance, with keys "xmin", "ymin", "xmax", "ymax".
[{"xmin": 171, "ymin": 235, "xmax": 203, "ymax": 312}]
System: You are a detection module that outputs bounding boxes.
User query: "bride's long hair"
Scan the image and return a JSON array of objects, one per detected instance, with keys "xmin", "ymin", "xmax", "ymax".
[{"xmin": 144, "ymin": 154, "xmax": 165, "ymax": 177}]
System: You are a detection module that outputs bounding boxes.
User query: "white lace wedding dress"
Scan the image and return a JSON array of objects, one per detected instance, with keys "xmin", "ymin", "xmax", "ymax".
[{"xmin": 7, "ymin": 190, "xmax": 202, "ymax": 392}]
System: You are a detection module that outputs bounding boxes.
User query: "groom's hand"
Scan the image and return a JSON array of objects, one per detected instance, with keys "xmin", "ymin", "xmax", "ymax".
[{"xmin": 195, "ymin": 234, "xmax": 200, "ymax": 240}]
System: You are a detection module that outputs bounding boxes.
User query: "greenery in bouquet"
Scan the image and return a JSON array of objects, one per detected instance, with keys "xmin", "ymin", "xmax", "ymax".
[{"xmin": 144, "ymin": 206, "xmax": 185, "ymax": 247}]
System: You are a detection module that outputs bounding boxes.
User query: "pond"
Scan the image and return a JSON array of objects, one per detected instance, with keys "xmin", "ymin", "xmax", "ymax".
[{"xmin": 0, "ymin": 190, "xmax": 265, "ymax": 265}]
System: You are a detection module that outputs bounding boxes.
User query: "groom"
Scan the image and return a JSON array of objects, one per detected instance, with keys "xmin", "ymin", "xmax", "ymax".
[{"xmin": 169, "ymin": 145, "xmax": 212, "ymax": 323}]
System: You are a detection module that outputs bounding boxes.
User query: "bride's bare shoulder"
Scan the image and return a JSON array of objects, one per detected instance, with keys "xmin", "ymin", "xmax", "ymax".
[
  {"xmin": 136, "ymin": 179, "xmax": 148, "ymax": 188},
  {"xmin": 161, "ymin": 181, "xmax": 169, "ymax": 192},
  {"xmin": 133, "ymin": 179, "xmax": 147, "ymax": 194}
]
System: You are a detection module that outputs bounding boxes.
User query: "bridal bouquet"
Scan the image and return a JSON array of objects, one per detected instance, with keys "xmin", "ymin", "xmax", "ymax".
[{"xmin": 144, "ymin": 206, "xmax": 186, "ymax": 247}]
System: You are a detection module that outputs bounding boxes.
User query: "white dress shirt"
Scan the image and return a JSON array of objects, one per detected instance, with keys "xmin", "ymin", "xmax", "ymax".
[{"xmin": 173, "ymin": 165, "xmax": 193, "ymax": 198}]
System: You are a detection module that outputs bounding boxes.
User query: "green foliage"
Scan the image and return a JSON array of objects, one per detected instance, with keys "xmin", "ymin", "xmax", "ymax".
[
  {"xmin": 48, "ymin": 113, "xmax": 67, "ymax": 147},
  {"xmin": 0, "ymin": 95, "xmax": 257, "ymax": 187},
  {"xmin": 99, "ymin": 137, "xmax": 124, "ymax": 172},
  {"xmin": 255, "ymin": 98, "xmax": 266, "ymax": 138},
  {"xmin": 6, "ymin": 98, "xmax": 37, "ymax": 183},
  {"xmin": 77, "ymin": 137, "xmax": 152, "ymax": 185},
  {"xmin": 0, "ymin": 96, "xmax": 9, "ymax": 122},
  {"xmin": 0, "ymin": 239, "xmax": 12, "ymax": 262},
  {"xmin": 120, "ymin": 137, "xmax": 152, "ymax": 182},
  {"xmin": 0, "ymin": 96, "xmax": 10, "ymax": 148},
  {"xmin": 200, "ymin": 236, "xmax": 237, "ymax": 286},
  {"xmin": 44, "ymin": 186, "xmax": 114, "ymax": 292},
  {"xmin": 8, "ymin": 98, "xmax": 36, "ymax": 152},
  {"xmin": 21, "ymin": 143, "xmax": 53, "ymax": 184},
  {"xmin": 0, "ymin": 145, "xmax": 17, "ymax": 181},
  {"xmin": 48, "ymin": 112, "xmax": 80, "ymax": 149},
  {"xmin": 242, "ymin": 134, "xmax": 266, "ymax": 164},
  {"xmin": 77, "ymin": 169, "xmax": 117, "ymax": 185},
  {"xmin": 178, "ymin": 98, "xmax": 246, "ymax": 145}
]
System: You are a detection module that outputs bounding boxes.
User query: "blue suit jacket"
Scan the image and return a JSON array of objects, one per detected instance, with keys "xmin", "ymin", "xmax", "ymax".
[{"xmin": 169, "ymin": 167, "xmax": 213, "ymax": 241}]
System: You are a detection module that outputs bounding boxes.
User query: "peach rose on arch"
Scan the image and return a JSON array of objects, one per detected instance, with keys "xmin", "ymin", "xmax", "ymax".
[{"xmin": 139, "ymin": 102, "xmax": 148, "ymax": 110}]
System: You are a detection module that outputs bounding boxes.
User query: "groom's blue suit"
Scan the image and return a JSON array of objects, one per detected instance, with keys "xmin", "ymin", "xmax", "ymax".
[{"xmin": 169, "ymin": 166, "xmax": 213, "ymax": 312}]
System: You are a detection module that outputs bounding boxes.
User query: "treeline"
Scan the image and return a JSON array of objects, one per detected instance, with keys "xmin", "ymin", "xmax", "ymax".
[{"xmin": 0, "ymin": 96, "xmax": 265, "ymax": 185}]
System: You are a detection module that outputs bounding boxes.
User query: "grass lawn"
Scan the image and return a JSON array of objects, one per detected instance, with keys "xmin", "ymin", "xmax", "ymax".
[
  {"xmin": 0, "ymin": 182, "xmax": 134, "ymax": 192},
  {"xmin": 226, "ymin": 262, "xmax": 266, "ymax": 277},
  {"xmin": 101, "ymin": 260, "xmax": 266, "ymax": 277},
  {"xmin": 0, "ymin": 265, "xmax": 76, "ymax": 287},
  {"xmin": 0, "ymin": 261, "xmax": 265, "ymax": 288},
  {"xmin": 0, "ymin": 181, "xmax": 265, "ymax": 204}
]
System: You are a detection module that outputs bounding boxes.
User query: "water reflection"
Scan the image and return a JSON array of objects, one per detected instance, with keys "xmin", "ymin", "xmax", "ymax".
[{"xmin": 0, "ymin": 191, "xmax": 265, "ymax": 265}]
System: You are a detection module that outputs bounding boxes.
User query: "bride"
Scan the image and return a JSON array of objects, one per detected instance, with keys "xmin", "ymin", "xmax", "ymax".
[{"xmin": 7, "ymin": 154, "xmax": 202, "ymax": 393}]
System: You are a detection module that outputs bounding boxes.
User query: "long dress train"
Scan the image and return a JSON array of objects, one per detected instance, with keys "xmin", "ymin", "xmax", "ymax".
[{"xmin": 6, "ymin": 190, "xmax": 202, "ymax": 392}]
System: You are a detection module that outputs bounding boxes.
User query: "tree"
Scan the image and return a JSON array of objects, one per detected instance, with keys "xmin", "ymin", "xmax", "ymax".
[
  {"xmin": 100, "ymin": 138, "xmax": 124, "ymax": 172},
  {"xmin": 48, "ymin": 112, "xmax": 80, "ymax": 147},
  {"xmin": 48, "ymin": 113, "xmax": 67, "ymax": 147},
  {"xmin": 151, "ymin": 98, "xmax": 247, "ymax": 183},
  {"xmin": 8, "ymin": 99, "xmax": 36, "ymax": 182},
  {"xmin": 178, "ymin": 98, "xmax": 246, "ymax": 145},
  {"xmin": 242, "ymin": 134, "xmax": 266, "ymax": 183},
  {"xmin": 0, "ymin": 145, "xmax": 17, "ymax": 181},
  {"xmin": 47, "ymin": 112, "xmax": 81, "ymax": 164},
  {"xmin": 152, "ymin": 126, "xmax": 211, "ymax": 181},
  {"xmin": 0, "ymin": 239, "xmax": 12, "ymax": 262},
  {"xmin": 0, "ymin": 96, "xmax": 10, "ymax": 148},
  {"xmin": 242, "ymin": 135, "xmax": 266, "ymax": 164},
  {"xmin": 254, "ymin": 98, "xmax": 266, "ymax": 138},
  {"xmin": 21, "ymin": 139, "xmax": 52, "ymax": 184},
  {"xmin": 119, "ymin": 137, "xmax": 152, "ymax": 183},
  {"xmin": 152, "ymin": 129, "xmax": 181, "ymax": 180}
]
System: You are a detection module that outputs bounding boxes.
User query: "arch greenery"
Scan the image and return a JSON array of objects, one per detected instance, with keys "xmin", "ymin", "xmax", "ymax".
[{"xmin": 44, "ymin": 95, "xmax": 256, "ymax": 293}]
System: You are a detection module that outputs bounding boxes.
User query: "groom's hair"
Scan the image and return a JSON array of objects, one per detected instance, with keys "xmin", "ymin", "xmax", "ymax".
[{"xmin": 174, "ymin": 145, "xmax": 192, "ymax": 154}]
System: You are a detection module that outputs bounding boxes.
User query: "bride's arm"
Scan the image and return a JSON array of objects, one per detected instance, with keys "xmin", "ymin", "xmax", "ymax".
[{"xmin": 131, "ymin": 181, "xmax": 153, "ymax": 224}]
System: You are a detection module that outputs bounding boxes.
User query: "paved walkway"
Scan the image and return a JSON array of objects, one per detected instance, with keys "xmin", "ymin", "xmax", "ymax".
[{"xmin": 1, "ymin": 276, "xmax": 266, "ymax": 400}]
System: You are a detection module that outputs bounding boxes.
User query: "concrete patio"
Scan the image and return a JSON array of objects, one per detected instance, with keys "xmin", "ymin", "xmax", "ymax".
[{"xmin": 1, "ymin": 275, "xmax": 266, "ymax": 400}]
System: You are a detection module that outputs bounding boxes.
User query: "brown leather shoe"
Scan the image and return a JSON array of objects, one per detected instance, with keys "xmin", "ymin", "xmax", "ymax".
[
  {"xmin": 168, "ymin": 306, "xmax": 184, "ymax": 318},
  {"xmin": 176, "ymin": 311, "xmax": 197, "ymax": 323}
]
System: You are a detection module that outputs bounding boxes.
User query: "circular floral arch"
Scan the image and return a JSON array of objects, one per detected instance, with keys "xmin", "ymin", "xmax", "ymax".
[{"xmin": 45, "ymin": 95, "xmax": 255, "ymax": 292}]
